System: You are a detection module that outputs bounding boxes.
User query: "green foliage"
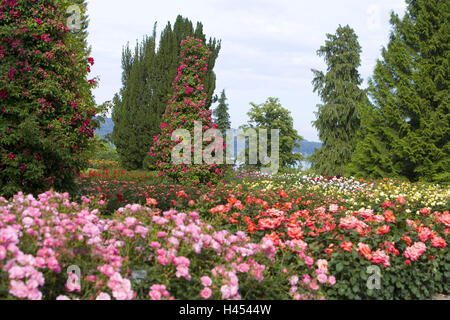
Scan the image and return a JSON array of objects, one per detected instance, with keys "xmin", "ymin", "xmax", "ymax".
[
  {"xmin": 213, "ymin": 90, "xmax": 231, "ymax": 135},
  {"xmin": 112, "ymin": 29, "xmax": 159, "ymax": 170},
  {"xmin": 326, "ymin": 246, "xmax": 450, "ymax": 300},
  {"xmin": 111, "ymin": 15, "xmax": 221, "ymax": 171},
  {"xmin": 0, "ymin": 0, "xmax": 98, "ymax": 198},
  {"xmin": 349, "ymin": 0, "xmax": 450, "ymax": 183},
  {"xmin": 67, "ymin": 0, "xmax": 90, "ymax": 45},
  {"xmin": 85, "ymin": 133, "xmax": 118, "ymax": 162},
  {"xmin": 242, "ymin": 97, "xmax": 303, "ymax": 170},
  {"xmin": 310, "ymin": 25, "xmax": 366, "ymax": 177}
]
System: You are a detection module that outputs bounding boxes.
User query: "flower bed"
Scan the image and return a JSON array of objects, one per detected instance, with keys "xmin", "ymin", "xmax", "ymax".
[
  {"xmin": 0, "ymin": 191, "xmax": 334, "ymax": 300},
  {"xmin": 2, "ymin": 169, "xmax": 448, "ymax": 300}
]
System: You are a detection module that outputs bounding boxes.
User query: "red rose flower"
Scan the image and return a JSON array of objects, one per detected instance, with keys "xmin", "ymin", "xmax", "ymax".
[
  {"xmin": 376, "ymin": 225, "xmax": 390, "ymax": 235},
  {"xmin": 0, "ymin": 89, "xmax": 8, "ymax": 99},
  {"xmin": 185, "ymin": 86, "xmax": 194, "ymax": 95}
]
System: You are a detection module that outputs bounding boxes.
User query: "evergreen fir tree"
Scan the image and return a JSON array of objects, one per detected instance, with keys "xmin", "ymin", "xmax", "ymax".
[
  {"xmin": 310, "ymin": 25, "xmax": 366, "ymax": 177},
  {"xmin": 213, "ymin": 90, "xmax": 231, "ymax": 135},
  {"xmin": 111, "ymin": 45, "xmax": 133, "ymax": 164},
  {"xmin": 349, "ymin": 0, "xmax": 449, "ymax": 183}
]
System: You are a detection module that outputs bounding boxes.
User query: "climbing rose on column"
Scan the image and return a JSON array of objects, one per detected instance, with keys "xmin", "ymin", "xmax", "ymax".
[{"xmin": 149, "ymin": 37, "xmax": 225, "ymax": 184}]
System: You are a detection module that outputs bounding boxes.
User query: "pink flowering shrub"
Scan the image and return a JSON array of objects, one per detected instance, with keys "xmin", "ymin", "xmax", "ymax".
[
  {"xmin": 0, "ymin": 0, "xmax": 98, "ymax": 198},
  {"xmin": 149, "ymin": 37, "xmax": 225, "ymax": 184},
  {"xmin": 0, "ymin": 191, "xmax": 334, "ymax": 300}
]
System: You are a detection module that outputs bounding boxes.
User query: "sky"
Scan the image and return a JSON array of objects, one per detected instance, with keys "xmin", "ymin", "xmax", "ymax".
[{"xmin": 86, "ymin": 0, "xmax": 407, "ymax": 142}]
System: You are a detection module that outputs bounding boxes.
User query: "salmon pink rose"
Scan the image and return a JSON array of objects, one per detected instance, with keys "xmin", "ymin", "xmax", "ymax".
[
  {"xmin": 376, "ymin": 225, "xmax": 390, "ymax": 235},
  {"xmin": 357, "ymin": 243, "xmax": 372, "ymax": 259},
  {"xmin": 340, "ymin": 241, "xmax": 353, "ymax": 252}
]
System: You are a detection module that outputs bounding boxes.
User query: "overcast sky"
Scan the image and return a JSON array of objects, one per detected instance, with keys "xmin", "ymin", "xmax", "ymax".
[{"xmin": 86, "ymin": 0, "xmax": 407, "ymax": 142}]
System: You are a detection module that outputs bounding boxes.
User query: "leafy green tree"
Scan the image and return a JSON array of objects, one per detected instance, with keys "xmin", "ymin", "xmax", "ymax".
[
  {"xmin": 0, "ymin": 0, "xmax": 98, "ymax": 197},
  {"xmin": 85, "ymin": 132, "xmax": 118, "ymax": 162},
  {"xmin": 349, "ymin": 0, "xmax": 449, "ymax": 183},
  {"xmin": 242, "ymin": 97, "xmax": 303, "ymax": 170},
  {"xmin": 310, "ymin": 25, "xmax": 366, "ymax": 177},
  {"xmin": 213, "ymin": 90, "xmax": 231, "ymax": 135}
]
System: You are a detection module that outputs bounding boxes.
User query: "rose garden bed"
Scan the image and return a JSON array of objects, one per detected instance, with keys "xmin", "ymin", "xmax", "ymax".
[{"xmin": 0, "ymin": 169, "xmax": 448, "ymax": 300}]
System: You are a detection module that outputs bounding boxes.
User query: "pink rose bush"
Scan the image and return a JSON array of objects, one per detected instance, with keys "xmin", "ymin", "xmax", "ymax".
[{"xmin": 0, "ymin": 191, "xmax": 333, "ymax": 300}]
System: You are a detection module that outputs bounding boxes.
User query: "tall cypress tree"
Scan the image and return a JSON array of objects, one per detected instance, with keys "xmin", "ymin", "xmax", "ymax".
[
  {"xmin": 349, "ymin": 0, "xmax": 449, "ymax": 183},
  {"xmin": 111, "ymin": 45, "xmax": 133, "ymax": 159},
  {"xmin": 213, "ymin": 90, "xmax": 231, "ymax": 135},
  {"xmin": 112, "ymin": 29, "xmax": 158, "ymax": 170},
  {"xmin": 310, "ymin": 25, "xmax": 366, "ymax": 177},
  {"xmin": 194, "ymin": 22, "xmax": 221, "ymax": 109}
]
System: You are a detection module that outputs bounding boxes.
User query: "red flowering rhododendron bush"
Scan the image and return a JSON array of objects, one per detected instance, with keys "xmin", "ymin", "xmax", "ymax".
[
  {"xmin": 0, "ymin": 0, "xmax": 98, "ymax": 197},
  {"xmin": 0, "ymin": 191, "xmax": 337, "ymax": 300},
  {"xmin": 149, "ymin": 37, "xmax": 225, "ymax": 184}
]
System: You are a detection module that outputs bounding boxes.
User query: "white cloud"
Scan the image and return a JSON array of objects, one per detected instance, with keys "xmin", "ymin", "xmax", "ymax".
[{"xmin": 86, "ymin": 0, "xmax": 407, "ymax": 141}]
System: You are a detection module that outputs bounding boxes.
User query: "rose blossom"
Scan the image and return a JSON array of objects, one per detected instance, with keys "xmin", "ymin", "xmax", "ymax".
[
  {"xmin": 201, "ymin": 276, "xmax": 212, "ymax": 287},
  {"xmin": 404, "ymin": 242, "xmax": 427, "ymax": 261},
  {"xmin": 237, "ymin": 263, "xmax": 250, "ymax": 273},
  {"xmin": 0, "ymin": 246, "xmax": 6, "ymax": 260},
  {"xmin": 200, "ymin": 288, "xmax": 212, "ymax": 299},
  {"xmin": 96, "ymin": 292, "xmax": 111, "ymax": 300},
  {"xmin": 317, "ymin": 274, "xmax": 328, "ymax": 284}
]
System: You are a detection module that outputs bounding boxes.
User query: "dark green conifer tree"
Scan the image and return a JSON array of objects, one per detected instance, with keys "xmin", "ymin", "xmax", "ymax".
[
  {"xmin": 213, "ymin": 90, "xmax": 231, "ymax": 135},
  {"xmin": 112, "ymin": 31, "xmax": 157, "ymax": 170},
  {"xmin": 349, "ymin": 0, "xmax": 449, "ymax": 183},
  {"xmin": 310, "ymin": 25, "xmax": 366, "ymax": 177}
]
